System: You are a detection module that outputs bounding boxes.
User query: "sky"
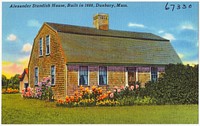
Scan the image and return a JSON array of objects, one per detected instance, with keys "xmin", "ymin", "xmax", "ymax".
[{"xmin": 2, "ymin": 1, "xmax": 199, "ymax": 78}]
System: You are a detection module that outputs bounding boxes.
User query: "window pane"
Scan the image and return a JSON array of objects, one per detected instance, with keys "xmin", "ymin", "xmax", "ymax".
[
  {"xmin": 51, "ymin": 66, "xmax": 55, "ymax": 85},
  {"xmin": 35, "ymin": 68, "xmax": 38, "ymax": 85},
  {"xmin": 46, "ymin": 35, "xmax": 50, "ymax": 54},
  {"xmin": 151, "ymin": 67, "xmax": 158, "ymax": 82},
  {"xmin": 39, "ymin": 38, "xmax": 42, "ymax": 56},
  {"xmin": 99, "ymin": 66, "xmax": 107, "ymax": 85},
  {"xmin": 79, "ymin": 66, "xmax": 88, "ymax": 85}
]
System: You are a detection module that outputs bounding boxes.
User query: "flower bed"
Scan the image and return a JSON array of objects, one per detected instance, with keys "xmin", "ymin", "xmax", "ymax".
[
  {"xmin": 56, "ymin": 84, "xmax": 155, "ymax": 107},
  {"xmin": 56, "ymin": 85, "xmax": 120, "ymax": 107},
  {"xmin": 21, "ymin": 77, "xmax": 154, "ymax": 107},
  {"xmin": 2, "ymin": 88, "xmax": 19, "ymax": 94}
]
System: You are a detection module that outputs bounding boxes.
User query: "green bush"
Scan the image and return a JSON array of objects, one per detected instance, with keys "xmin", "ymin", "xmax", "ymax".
[
  {"xmin": 134, "ymin": 96, "xmax": 156, "ymax": 105},
  {"xmin": 144, "ymin": 64, "xmax": 198, "ymax": 104},
  {"xmin": 117, "ymin": 96, "xmax": 135, "ymax": 106}
]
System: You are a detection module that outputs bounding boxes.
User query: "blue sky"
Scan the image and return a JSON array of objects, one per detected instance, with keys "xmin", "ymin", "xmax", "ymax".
[{"xmin": 2, "ymin": 2, "xmax": 199, "ymax": 78}]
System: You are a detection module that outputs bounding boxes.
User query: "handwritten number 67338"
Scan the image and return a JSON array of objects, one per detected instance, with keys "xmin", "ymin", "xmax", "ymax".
[{"xmin": 165, "ymin": 2, "xmax": 192, "ymax": 11}]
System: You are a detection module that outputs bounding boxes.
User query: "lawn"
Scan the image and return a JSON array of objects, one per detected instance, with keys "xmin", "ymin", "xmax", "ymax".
[{"xmin": 2, "ymin": 94, "xmax": 198, "ymax": 124}]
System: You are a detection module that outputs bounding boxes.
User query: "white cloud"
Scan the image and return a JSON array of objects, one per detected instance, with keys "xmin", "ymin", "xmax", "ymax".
[
  {"xmin": 178, "ymin": 53, "xmax": 184, "ymax": 59},
  {"xmin": 180, "ymin": 23, "xmax": 195, "ymax": 30},
  {"xmin": 27, "ymin": 19, "xmax": 41, "ymax": 28},
  {"xmin": 158, "ymin": 30, "xmax": 164, "ymax": 34},
  {"xmin": 6, "ymin": 34, "xmax": 17, "ymax": 41},
  {"xmin": 22, "ymin": 43, "xmax": 32, "ymax": 53},
  {"xmin": 128, "ymin": 22, "xmax": 145, "ymax": 28},
  {"xmin": 162, "ymin": 33, "xmax": 176, "ymax": 41}
]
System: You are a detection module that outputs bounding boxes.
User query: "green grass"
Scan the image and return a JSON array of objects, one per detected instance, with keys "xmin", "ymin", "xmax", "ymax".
[{"xmin": 2, "ymin": 94, "xmax": 198, "ymax": 124}]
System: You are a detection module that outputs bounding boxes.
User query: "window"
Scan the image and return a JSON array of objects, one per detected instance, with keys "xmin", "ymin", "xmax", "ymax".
[
  {"xmin": 79, "ymin": 66, "xmax": 88, "ymax": 86},
  {"xmin": 46, "ymin": 35, "xmax": 50, "ymax": 55},
  {"xmin": 51, "ymin": 65, "xmax": 55, "ymax": 85},
  {"xmin": 151, "ymin": 67, "xmax": 158, "ymax": 82},
  {"xmin": 35, "ymin": 67, "xmax": 39, "ymax": 85},
  {"xmin": 39, "ymin": 38, "xmax": 43, "ymax": 56},
  {"xmin": 99, "ymin": 66, "xmax": 107, "ymax": 85}
]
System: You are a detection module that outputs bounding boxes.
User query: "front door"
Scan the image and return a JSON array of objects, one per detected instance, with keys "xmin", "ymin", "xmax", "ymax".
[{"xmin": 127, "ymin": 67, "xmax": 136, "ymax": 86}]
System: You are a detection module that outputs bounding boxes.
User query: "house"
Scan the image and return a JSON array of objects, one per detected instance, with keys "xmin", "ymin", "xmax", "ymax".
[
  {"xmin": 19, "ymin": 68, "xmax": 29, "ymax": 92},
  {"xmin": 28, "ymin": 14, "xmax": 182, "ymax": 99}
]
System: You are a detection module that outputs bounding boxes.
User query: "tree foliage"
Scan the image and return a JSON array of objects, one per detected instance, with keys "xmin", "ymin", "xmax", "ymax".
[
  {"xmin": 2, "ymin": 75, "xmax": 8, "ymax": 87},
  {"xmin": 2, "ymin": 74, "xmax": 20, "ymax": 89},
  {"xmin": 144, "ymin": 64, "xmax": 198, "ymax": 104}
]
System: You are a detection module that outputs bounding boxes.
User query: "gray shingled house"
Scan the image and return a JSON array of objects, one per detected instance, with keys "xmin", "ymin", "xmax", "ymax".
[{"xmin": 28, "ymin": 14, "xmax": 182, "ymax": 98}]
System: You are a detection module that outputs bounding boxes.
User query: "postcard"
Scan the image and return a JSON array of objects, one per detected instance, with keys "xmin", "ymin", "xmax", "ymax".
[{"xmin": 1, "ymin": 1, "xmax": 199, "ymax": 124}]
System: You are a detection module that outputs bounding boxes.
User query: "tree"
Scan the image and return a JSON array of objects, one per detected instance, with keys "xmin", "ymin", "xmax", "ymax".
[
  {"xmin": 2, "ymin": 75, "xmax": 8, "ymax": 88},
  {"xmin": 9, "ymin": 74, "xmax": 20, "ymax": 89}
]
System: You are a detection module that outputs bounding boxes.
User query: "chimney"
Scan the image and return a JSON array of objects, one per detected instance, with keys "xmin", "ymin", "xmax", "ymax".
[{"xmin": 93, "ymin": 13, "xmax": 109, "ymax": 30}]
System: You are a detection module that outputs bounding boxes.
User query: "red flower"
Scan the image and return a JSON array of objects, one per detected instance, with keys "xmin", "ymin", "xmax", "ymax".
[
  {"xmin": 70, "ymin": 96, "xmax": 74, "ymax": 102},
  {"xmin": 65, "ymin": 96, "xmax": 70, "ymax": 103},
  {"xmin": 120, "ymin": 86, "xmax": 125, "ymax": 90},
  {"xmin": 80, "ymin": 85, "xmax": 84, "ymax": 91},
  {"xmin": 74, "ymin": 91, "xmax": 79, "ymax": 96},
  {"xmin": 92, "ymin": 86, "xmax": 97, "ymax": 92}
]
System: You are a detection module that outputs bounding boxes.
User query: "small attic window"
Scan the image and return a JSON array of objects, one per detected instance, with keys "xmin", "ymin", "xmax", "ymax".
[{"xmin": 46, "ymin": 35, "xmax": 50, "ymax": 55}]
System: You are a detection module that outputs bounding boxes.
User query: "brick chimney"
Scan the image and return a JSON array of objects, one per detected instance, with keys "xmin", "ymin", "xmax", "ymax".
[{"xmin": 93, "ymin": 13, "xmax": 109, "ymax": 30}]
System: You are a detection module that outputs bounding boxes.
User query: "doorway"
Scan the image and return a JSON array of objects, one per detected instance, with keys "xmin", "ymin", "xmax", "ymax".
[
  {"xmin": 127, "ymin": 67, "xmax": 136, "ymax": 86},
  {"xmin": 24, "ymin": 83, "xmax": 29, "ymax": 92}
]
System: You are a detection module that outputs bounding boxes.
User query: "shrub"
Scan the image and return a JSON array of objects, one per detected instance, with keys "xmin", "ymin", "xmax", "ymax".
[
  {"xmin": 144, "ymin": 64, "xmax": 198, "ymax": 104},
  {"xmin": 117, "ymin": 96, "xmax": 135, "ymax": 106},
  {"xmin": 22, "ymin": 77, "xmax": 54, "ymax": 101},
  {"xmin": 35, "ymin": 77, "xmax": 54, "ymax": 101},
  {"xmin": 22, "ymin": 87, "xmax": 35, "ymax": 98},
  {"xmin": 134, "ymin": 96, "xmax": 156, "ymax": 105},
  {"xmin": 96, "ymin": 100, "xmax": 120, "ymax": 106},
  {"xmin": 113, "ymin": 84, "xmax": 140, "ymax": 100}
]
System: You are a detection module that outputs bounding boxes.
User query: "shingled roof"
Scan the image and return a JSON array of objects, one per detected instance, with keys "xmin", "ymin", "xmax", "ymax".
[{"xmin": 46, "ymin": 22, "xmax": 182, "ymax": 65}]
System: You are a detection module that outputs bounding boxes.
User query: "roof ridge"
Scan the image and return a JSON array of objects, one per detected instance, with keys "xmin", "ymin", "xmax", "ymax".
[
  {"xmin": 45, "ymin": 22, "xmax": 168, "ymax": 41},
  {"xmin": 45, "ymin": 22, "xmax": 151, "ymax": 34}
]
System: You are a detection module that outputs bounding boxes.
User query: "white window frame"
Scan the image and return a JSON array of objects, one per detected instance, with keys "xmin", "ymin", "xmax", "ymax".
[
  {"xmin": 98, "ymin": 66, "xmax": 108, "ymax": 86},
  {"xmin": 34, "ymin": 67, "xmax": 39, "ymax": 85},
  {"xmin": 78, "ymin": 66, "xmax": 89, "ymax": 86},
  {"xmin": 136, "ymin": 67, "xmax": 138, "ymax": 82},
  {"xmin": 39, "ymin": 38, "xmax": 43, "ymax": 56},
  {"xmin": 51, "ymin": 65, "xmax": 56, "ymax": 85},
  {"xmin": 46, "ymin": 35, "xmax": 50, "ymax": 55}
]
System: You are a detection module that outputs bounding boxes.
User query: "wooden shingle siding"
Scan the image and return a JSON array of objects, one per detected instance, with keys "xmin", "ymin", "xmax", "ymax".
[
  {"xmin": 138, "ymin": 72, "xmax": 151, "ymax": 87},
  {"xmin": 28, "ymin": 24, "xmax": 66, "ymax": 99}
]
